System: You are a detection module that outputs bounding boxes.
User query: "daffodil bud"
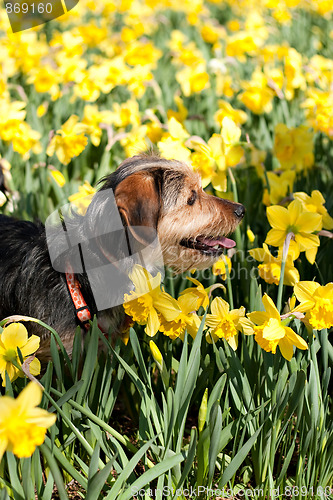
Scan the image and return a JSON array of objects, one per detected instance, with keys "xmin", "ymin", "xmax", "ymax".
[
  {"xmin": 149, "ymin": 340, "xmax": 163, "ymax": 370},
  {"xmin": 247, "ymin": 227, "xmax": 255, "ymax": 243},
  {"xmin": 198, "ymin": 388, "xmax": 208, "ymax": 433}
]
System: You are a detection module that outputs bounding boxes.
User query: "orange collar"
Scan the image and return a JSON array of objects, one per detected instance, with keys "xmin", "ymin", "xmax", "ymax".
[
  {"xmin": 65, "ymin": 264, "xmax": 134, "ymax": 338},
  {"xmin": 65, "ymin": 264, "xmax": 92, "ymax": 330}
]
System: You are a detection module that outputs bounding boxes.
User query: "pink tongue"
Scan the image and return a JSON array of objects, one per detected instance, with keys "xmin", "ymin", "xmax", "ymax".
[{"xmin": 201, "ymin": 237, "xmax": 236, "ymax": 249}]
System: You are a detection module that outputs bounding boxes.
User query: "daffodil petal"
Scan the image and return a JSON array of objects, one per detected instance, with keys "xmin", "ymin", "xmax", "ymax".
[
  {"xmin": 288, "ymin": 200, "xmax": 303, "ymax": 226},
  {"xmin": 205, "ymin": 314, "xmax": 222, "ymax": 328},
  {"xmin": 285, "ymin": 327, "xmax": 308, "ymax": 350},
  {"xmin": 146, "ymin": 308, "xmax": 160, "ymax": 337},
  {"xmin": 284, "ymin": 266, "xmax": 300, "ymax": 286},
  {"xmin": 262, "ymin": 294, "xmax": 280, "ymax": 319},
  {"xmin": 227, "ymin": 335, "xmax": 238, "ymax": 351},
  {"xmin": 267, "ymin": 205, "xmax": 289, "ymax": 230},
  {"xmin": 239, "ymin": 317, "xmax": 255, "ymax": 335},
  {"xmin": 294, "ymin": 281, "xmax": 320, "ymax": 303},
  {"xmin": 295, "ymin": 233, "xmax": 319, "ymax": 252},
  {"xmin": 262, "ymin": 320, "xmax": 285, "ymax": 340},
  {"xmin": 278, "ymin": 337, "xmax": 294, "ymax": 361},
  {"xmin": 178, "ymin": 293, "xmax": 199, "ymax": 314},
  {"xmin": 248, "ymin": 311, "xmax": 269, "ymax": 325},
  {"xmin": 154, "ymin": 292, "xmax": 182, "ymax": 321},
  {"xmin": 292, "ymin": 299, "xmax": 315, "ymax": 313},
  {"xmin": 249, "ymin": 246, "xmax": 271, "ymax": 262},
  {"xmin": 1, "ymin": 323, "xmax": 28, "ymax": 349},
  {"xmin": 305, "ymin": 247, "xmax": 318, "ymax": 264},
  {"xmin": 265, "ymin": 229, "xmax": 286, "ymax": 247},
  {"xmin": 20, "ymin": 335, "xmax": 40, "ymax": 356},
  {"xmin": 25, "ymin": 408, "xmax": 57, "ymax": 427},
  {"xmin": 210, "ymin": 297, "xmax": 229, "ymax": 318},
  {"xmin": 17, "ymin": 381, "xmax": 43, "ymax": 410},
  {"xmin": 29, "ymin": 357, "xmax": 41, "ymax": 377},
  {"xmin": 296, "ymin": 212, "xmax": 322, "ymax": 232}
]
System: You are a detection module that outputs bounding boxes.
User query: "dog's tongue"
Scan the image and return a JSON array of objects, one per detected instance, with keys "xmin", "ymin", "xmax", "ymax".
[{"xmin": 200, "ymin": 237, "xmax": 236, "ymax": 249}]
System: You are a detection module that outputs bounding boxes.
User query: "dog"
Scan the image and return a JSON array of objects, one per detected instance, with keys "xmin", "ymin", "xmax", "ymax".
[{"xmin": 0, "ymin": 153, "xmax": 245, "ymax": 361}]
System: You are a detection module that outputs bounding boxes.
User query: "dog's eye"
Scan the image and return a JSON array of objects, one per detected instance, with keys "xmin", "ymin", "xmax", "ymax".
[{"xmin": 187, "ymin": 190, "xmax": 197, "ymax": 206}]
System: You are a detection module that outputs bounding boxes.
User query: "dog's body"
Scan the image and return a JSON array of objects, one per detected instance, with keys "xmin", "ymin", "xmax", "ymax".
[{"xmin": 0, "ymin": 154, "xmax": 244, "ymax": 361}]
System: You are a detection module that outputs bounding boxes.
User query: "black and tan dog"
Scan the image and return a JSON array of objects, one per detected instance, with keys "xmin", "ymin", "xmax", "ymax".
[{"xmin": 0, "ymin": 153, "xmax": 245, "ymax": 360}]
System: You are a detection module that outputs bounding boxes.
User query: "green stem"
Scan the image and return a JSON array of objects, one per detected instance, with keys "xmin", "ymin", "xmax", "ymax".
[
  {"xmin": 224, "ymin": 259, "xmax": 234, "ymax": 310},
  {"xmin": 228, "ymin": 167, "xmax": 242, "ymax": 252},
  {"xmin": 276, "ymin": 232, "xmax": 293, "ymax": 313}
]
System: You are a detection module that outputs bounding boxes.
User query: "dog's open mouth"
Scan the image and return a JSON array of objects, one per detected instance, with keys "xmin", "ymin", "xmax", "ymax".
[{"xmin": 180, "ymin": 236, "xmax": 236, "ymax": 256}]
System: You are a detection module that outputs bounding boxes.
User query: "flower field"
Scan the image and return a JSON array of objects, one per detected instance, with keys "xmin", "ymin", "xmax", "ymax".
[{"xmin": 0, "ymin": 0, "xmax": 333, "ymax": 498}]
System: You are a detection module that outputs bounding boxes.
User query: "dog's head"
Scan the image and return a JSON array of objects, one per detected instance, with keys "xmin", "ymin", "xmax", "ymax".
[{"xmin": 98, "ymin": 153, "xmax": 245, "ymax": 273}]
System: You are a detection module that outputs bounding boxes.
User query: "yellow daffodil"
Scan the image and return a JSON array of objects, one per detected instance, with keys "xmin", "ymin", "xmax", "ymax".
[
  {"xmin": 293, "ymin": 281, "xmax": 333, "ymax": 330},
  {"xmin": 82, "ymin": 105, "xmax": 114, "ymax": 147},
  {"xmin": 167, "ymin": 96, "xmax": 188, "ymax": 124},
  {"xmin": 265, "ymin": 200, "xmax": 322, "ymax": 263},
  {"xmin": 284, "ymin": 48, "xmax": 306, "ymax": 100},
  {"xmin": 48, "ymin": 168, "xmax": 66, "ymax": 188},
  {"xmin": 188, "ymin": 117, "xmax": 243, "ymax": 191},
  {"xmin": 124, "ymin": 41, "xmax": 162, "ymax": 68},
  {"xmin": 293, "ymin": 190, "xmax": 333, "ymax": 230},
  {"xmin": 120, "ymin": 125, "xmax": 149, "ymax": 157},
  {"xmin": 212, "ymin": 255, "xmax": 232, "ymax": 280},
  {"xmin": 0, "ymin": 382, "xmax": 56, "ymax": 461},
  {"xmin": 26, "ymin": 65, "xmax": 60, "ymax": 99},
  {"xmin": 179, "ymin": 277, "xmax": 209, "ymax": 311},
  {"xmin": 159, "ymin": 294, "xmax": 201, "ymax": 340},
  {"xmin": 302, "ymin": 88, "xmax": 333, "ymax": 139},
  {"xmin": 0, "ymin": 98, "xmax": 27, "ymax": 143},
  {"xmin": 110, "ymin": 100, "xmax": 141, "ymax": 129},
  {"xmin": 214, "ymin": 100, "xmax": 248, "ymax": 128},
  {"xmin": 263, "ymin": 170, "xmax": 296, "ymax": 206},
  {"xmin": 176, "ymin": 64, "xmax": 210, "ymax": 96},
  {"xmin": 205, "ymin": 297, "xmax": 245, "ymax": 350},
  {"xmin": 11, "ymin": 123, "xmax": 42, "ymax": 160},
  {"xmin": 68, "ymin": 181, "xmax": 96, "ymax": 215},
  {"xmin": 238, "ymin": 70, "xmax": 275, "ymax": 115},
  {"xmin": 47, "ymin": 115, "xmax": 91, "ymax": 165},
  {"xmin": 158, "ymin": 118, "xmax": 191, "ymax": 162},
  {"xmin": 226, "ymin": 32, "xmax": 259, "ymax": 61},
  {"xmin": 241, "ymin": 294, "xmax": 308, "ymax": 360},
  {"xmin": 0, "ymin": 96, "xmax": 41, "ymax": 158},
  {"xmin": 273, "ymin": 124, "xmax": 314, "ymax": 172},
  {"xmin": 0, "ymin": 323, "xmax": 40, "ymax": 387},
  {"xmin": 124, "ymin": 266, "xmax": 181, "ymax": 337},
  {"xmin": 250, "ymin": 242, "xmax": 300, "ymax": 286}
]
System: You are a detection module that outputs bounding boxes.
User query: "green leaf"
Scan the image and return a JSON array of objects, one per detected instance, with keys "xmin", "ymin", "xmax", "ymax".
[
  {"xmin": 117, "ymin": 453, "xmax": 185, "ymax": 500},
  {"xmin": 208, "ymin": 403, "xmax": 223, "ymax": 481},
  {"xmin": 218, "ymin": 421, "xmax": 266, "ymax": 487},
  {"xmin": 6, "ymin": 452, "xmax": 25, "ymax": 500},
  {"xmin": 86, "ymin": 450, "xmax": 116, "ymax": 500},
  {"xmin": 39, "ymin": 444, "xmax": 68, "ymax": 500},
  {"xmin": 173, "ymin": 427, "xmax": 197, "ymax": 497},
  {"xmin": 104, "ymin": 439, "xmax": 155, "ymax": 500}
]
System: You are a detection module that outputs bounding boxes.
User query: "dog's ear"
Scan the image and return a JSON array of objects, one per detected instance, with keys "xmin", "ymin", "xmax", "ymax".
[{"xmin": 115, "ymin": 172, "xmax": 161, "ymax": 244}]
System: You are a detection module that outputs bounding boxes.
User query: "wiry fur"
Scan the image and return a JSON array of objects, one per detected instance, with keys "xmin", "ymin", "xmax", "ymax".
[{"xmin": 0, "ymin": 154, "xmax": 244, "ymax": 361}]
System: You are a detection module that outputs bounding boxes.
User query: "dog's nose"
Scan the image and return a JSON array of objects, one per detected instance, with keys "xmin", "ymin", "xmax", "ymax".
[{"xmin": 234, "ymin": 204, "xmax": 245, "ymax": 219}]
